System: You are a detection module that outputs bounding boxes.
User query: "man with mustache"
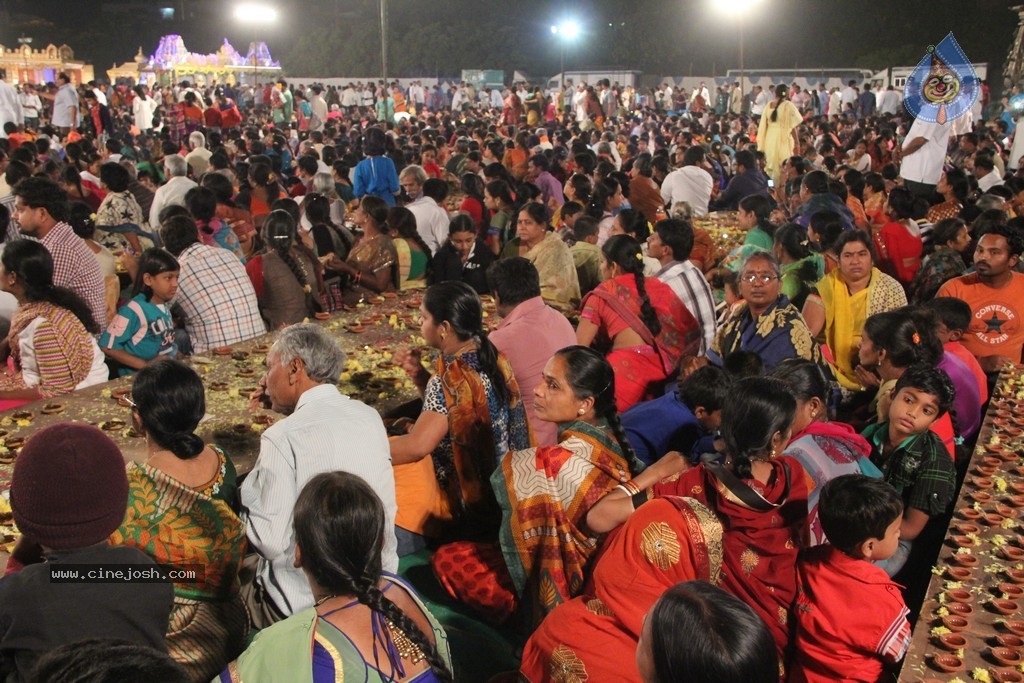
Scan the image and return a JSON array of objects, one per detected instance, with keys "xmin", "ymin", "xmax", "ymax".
[{"xmin": 938, "ymin": 221, "xmax": 1024, "ymax": 380}]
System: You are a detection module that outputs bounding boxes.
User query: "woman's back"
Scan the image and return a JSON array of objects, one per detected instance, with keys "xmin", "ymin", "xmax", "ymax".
[
  {"xmin": 231, "ymin": 574, "xmax": 450, "ymax": 683},
  {"xmin": 257, "ymin": 249, "xmax": 318, "ymax": 329}
]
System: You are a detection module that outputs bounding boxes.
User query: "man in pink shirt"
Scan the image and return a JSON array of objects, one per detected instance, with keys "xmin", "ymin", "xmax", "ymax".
[{"xmin": 487, "ymin": 258, "xmax": 576, "ymax": 447}]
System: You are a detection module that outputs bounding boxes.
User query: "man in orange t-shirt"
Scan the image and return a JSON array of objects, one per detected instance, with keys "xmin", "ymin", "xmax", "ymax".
[{"xmin": 937, "ymin": 224, "xmax": 1024, "ymax": 374}]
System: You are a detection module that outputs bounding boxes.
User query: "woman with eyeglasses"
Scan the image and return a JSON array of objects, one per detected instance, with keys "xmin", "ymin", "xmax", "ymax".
[
  {"xmin": 696, "ymin": 251, "xmax": 824, "ymax": 374},
  {"xmin": 110, "ymin": 359, "xmax": 247, "ymax": 681}
]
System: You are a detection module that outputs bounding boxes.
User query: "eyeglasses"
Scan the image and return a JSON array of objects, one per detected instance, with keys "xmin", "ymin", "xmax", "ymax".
[
  {"xmin": 742, "ymin": 273, "xmax": 779, "ymax": 284},
  {"xmin": 121, "ymin": 392, "xmax": 137, "ymax": 410}
]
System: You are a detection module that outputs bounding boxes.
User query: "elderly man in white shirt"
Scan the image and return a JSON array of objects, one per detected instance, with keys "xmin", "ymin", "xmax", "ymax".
[
  {"xmin": 660, "ymin": 147, "xmax": 714, "ymax": 217},
  {"xmin": 240, "ymin": 324, "xmax": 398, "ymax": 627},
  {"xmin": 184, "ymin": 131, "xmax": 212, "ymax": 177},
  {"xmin": 400, "ymin": 164, "xmax": 449, "ymax": 253},
  {"xmin": 149, "ymin": 154, "xmax": 198, "ymax": 228}
]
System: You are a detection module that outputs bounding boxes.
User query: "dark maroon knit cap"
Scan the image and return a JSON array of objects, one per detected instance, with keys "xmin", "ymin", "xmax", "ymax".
[{"xmin": 10, "ymin": 423, "xmax": 128, "ymax": 549}]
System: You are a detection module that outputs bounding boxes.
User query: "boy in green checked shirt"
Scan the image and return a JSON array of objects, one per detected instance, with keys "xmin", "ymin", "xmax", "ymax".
[{"xmin": 862, "ymin": 365, "xmax": 957, "ymax": 577}]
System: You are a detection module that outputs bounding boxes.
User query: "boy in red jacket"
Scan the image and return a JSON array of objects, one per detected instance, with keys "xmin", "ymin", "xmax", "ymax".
[{"xmin": 790, "ymin": 474, "xmax": 911, "ymax": 683}]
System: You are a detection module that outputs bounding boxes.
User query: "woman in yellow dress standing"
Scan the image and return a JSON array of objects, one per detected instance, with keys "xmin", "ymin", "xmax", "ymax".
[{"xmin": 757, "ymin": 86, "xmax": 803, "ymax": 187}]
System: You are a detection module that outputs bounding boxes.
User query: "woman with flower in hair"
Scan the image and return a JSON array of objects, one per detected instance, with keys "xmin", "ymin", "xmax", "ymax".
[
  {"xmin": 577, "ymin": 235, "xmax": 701, "ymax": 413},
  {"xmin": 244, "ymin": 210, "xmax": 323, "ymax": 329}
]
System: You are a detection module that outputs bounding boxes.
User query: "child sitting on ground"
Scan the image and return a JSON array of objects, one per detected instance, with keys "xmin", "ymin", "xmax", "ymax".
[
  {"xmin": 925, "ymin": 297, "xmax": 988, "ymax": 405},
  {"xmin": 557, "ymin": 200, "xmax": 584, "ymax": 242},
  {"xmin": 570, "ymin": 215, "xmax": 603, "ymax": 297},
  {"xmin": 861, "ymin": 365, "xmax": 957, "ymax": 577},
  {"xmin": 790, "ymin": 474, "xmax": 910, "ymax": 683},
  {"xmin": 621, "ymin": 365, "xmax": 729, "ymax": 466},
  {"xmin": 99, "ymin": 248, "xmax": 179, "ymax": 376}
]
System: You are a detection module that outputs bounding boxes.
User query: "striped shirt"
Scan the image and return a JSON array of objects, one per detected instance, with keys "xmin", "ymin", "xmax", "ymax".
[
  {"xmin": 40, "ymin": 221, "xmax": 107, "ymax": 330},
  {"xmin": 175, "ymin": 243, "xmax": 266, "ymax": 353},
  {"xmin": 656, "ymin": 260, "xmax": 717, "ymax": 355},
  {"xmin": 240, "ymin": 384, "xmax": 398, "ymax": 616}
]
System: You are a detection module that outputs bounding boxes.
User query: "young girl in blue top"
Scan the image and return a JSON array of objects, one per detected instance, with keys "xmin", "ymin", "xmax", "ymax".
[
  {"xmin": 99, "ymin": 248, "xmax": 179, "ymax": 375},
  {"xmin": 353, "ymin": 127, "xmax": 400, "ymax": 206}
]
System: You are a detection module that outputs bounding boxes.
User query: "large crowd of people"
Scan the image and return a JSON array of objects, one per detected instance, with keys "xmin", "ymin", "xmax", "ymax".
[{"xmin": 0, "ymin": 67, "xmax": 1020, "ymax": 682}]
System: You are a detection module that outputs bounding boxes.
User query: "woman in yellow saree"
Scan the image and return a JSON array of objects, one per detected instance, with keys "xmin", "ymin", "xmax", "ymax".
[{"xmin": 801, "ymin": 231, "xmax": 907, "ymax": 392}]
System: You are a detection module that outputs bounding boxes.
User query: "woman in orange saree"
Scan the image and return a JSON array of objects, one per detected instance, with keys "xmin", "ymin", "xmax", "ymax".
[
  {"xmin": 525, "ymin": 377, "xmax": 808, "ymax": 681},
  {"xmin": 431, "ymin": 347, "xmax": 643, "ymax": 626}
]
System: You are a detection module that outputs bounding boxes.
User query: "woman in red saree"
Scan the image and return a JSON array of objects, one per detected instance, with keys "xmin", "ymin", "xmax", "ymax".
[
  {"xmin": 431, "ymin": 347, "xmax": 644, "ymax": 626},
  {"xmin": 524, "ymin": 377, "xmax": 808, "ymax": 682},
  {"xmin": 577, "ymin": 235, "xmax": 701, "ymax": 413}
]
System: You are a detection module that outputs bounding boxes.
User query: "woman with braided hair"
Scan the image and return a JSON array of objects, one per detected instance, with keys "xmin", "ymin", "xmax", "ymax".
[
  {"xmin": 219, "ymin": 471, "xmax": 453, "ymax": 682},
  {"xmin": 526, "ymin": 377, "xmax": 809, "ymax": 680},
  {"xmin": 432, "ymin": 346, "xmax": 646, "ymax": 627},
  {"xmin": 388, "ymin": 205, "xmax": 431, "ymax": 290},
  {"xmin": 389, "ymin": 281, "xmax": 531, "ymax": 553},
  {"xmin": 577, "ymin": 234, "xmax": 702, "ymax": 413},
  {"xmin": 244, "ymin": 210, "xmax": 323, "ymax": 329}
]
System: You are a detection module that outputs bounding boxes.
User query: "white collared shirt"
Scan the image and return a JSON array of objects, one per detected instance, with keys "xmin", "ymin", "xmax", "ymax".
[
  {"xmin": 406, "ymin": 195, "xmax": 450, "ymax": 254},
  {"xmin": 240, "ymin": 383, "xmax": 398, "ymax": 616}
]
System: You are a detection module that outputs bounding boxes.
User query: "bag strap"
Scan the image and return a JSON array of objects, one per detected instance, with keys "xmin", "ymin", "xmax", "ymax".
[{"xmin": 705, "ymin": 459, "xmax": 790, "ymax": 512}]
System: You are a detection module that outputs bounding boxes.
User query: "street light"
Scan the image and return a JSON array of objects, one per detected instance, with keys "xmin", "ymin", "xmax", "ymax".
[
  {"xmin": 380, "ymin": 0, "xmax": 388, "ymax": 87},
  {"xmin": 551, "ymin": 20, "xmax": 581, "ymax": 89},
  {"xmin": 234, "ymin": 3, "xmax": 277, "ymax": 88},
  {"xmin": 713, "ymin": 0, "xmax": 762, "ymax": 106}
]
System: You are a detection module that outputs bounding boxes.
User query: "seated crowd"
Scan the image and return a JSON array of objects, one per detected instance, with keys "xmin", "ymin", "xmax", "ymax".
[{"xmin": 0, "ymin": 73, "xmax": 1020, "ymax": 682}]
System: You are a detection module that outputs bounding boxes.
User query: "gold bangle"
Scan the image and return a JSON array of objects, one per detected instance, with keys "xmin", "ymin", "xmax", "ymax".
[{"xmin": 621, "ymin": 480, "xmax": 641, "ymax": 497}]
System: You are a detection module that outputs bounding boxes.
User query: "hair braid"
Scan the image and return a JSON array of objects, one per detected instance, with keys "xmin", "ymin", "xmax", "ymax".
[
  {"xmin": 605, "ymin": 408, "xmax": 641, "ymax": 475},
  {"xmin": 632, "ymin": 270, "xmax": 662, "ymax": 338},
  {"xmin": 357, "ymin": 582, "xmax": 453, "ymax": 682},
  {"xmin": 276, "ymin": 246, "xmax": 309, "ymax": 289},
  {"xmin": 407, "ymin": 230, "xmax": 434, "ymax": 281},
  {"xmin": 475, "ymin": 329, "xmax": 510, "ymax": 405}
]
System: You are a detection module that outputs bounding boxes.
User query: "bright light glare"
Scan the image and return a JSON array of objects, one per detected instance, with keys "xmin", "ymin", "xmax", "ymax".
[
  {"xmin": 712, "ymin": 0, "xmax": 762, "ymax": 15},
  {"xmin": 551, "ymin": 20, "xmax": 580, "ymax": 40},
  {"xmin": 234, "ymin": 3, "xmax": 279, "ymax": 23}
]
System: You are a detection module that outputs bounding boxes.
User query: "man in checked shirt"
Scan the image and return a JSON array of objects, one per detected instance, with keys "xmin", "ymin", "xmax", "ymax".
[{"xmin": 12, "ymin": 177, "xmax": 107, "ymax": 330}]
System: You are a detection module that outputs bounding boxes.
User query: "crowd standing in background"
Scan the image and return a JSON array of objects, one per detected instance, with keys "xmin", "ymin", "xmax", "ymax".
[{"xmin": 0, "ymin": 65, "xmax": 1019, "ymax": 682}]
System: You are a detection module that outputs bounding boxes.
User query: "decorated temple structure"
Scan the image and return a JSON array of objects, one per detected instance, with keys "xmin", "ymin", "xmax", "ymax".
[
  {"xmin": 106, "ymin": 35, "xmax": 282, "ymax": 86},
  {"xmin": 0, "ymin": 42, "xmax": 94, "ymax": 85}
]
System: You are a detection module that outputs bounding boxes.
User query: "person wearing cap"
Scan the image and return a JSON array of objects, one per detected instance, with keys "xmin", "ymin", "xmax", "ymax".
[{"xmin": 0, "ymin": 423, "xmax": 174, "ymax": 681}]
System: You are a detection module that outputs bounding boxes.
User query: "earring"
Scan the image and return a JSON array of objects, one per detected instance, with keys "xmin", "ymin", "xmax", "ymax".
[
  {"xmin": 577, "ymin": 408, "xmax": 585, "ymax": 416},
  {"xmin": 769, "ymin": 447, "xmax": 777, "ymax": 458}
]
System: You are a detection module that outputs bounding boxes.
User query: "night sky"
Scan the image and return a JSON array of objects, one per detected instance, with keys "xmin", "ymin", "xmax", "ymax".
[{"xmin": 2, "ymin": 0, "xmax": 1021, "ymax": 86}]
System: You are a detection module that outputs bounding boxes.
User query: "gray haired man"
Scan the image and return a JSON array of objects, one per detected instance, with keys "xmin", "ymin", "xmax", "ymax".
[{"xmin": 239, "ymin": 324, "xmax": 398, "ymax": 628}]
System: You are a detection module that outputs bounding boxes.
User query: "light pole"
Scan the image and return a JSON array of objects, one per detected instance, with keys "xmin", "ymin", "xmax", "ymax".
[
  {"xmin": 233, "ymin": 3, "xmax": 278, "ymax": 88},
  {"xmin": 713, "ymin": 0, "xmax": 762, "ymax": 105},
  {"xmin": 380, "ymin": 0, "xmax": 388, "ymax": 86},
  {"xmin": 550, "ymin": 19, "xmax": 580, "ymax": 109}
]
